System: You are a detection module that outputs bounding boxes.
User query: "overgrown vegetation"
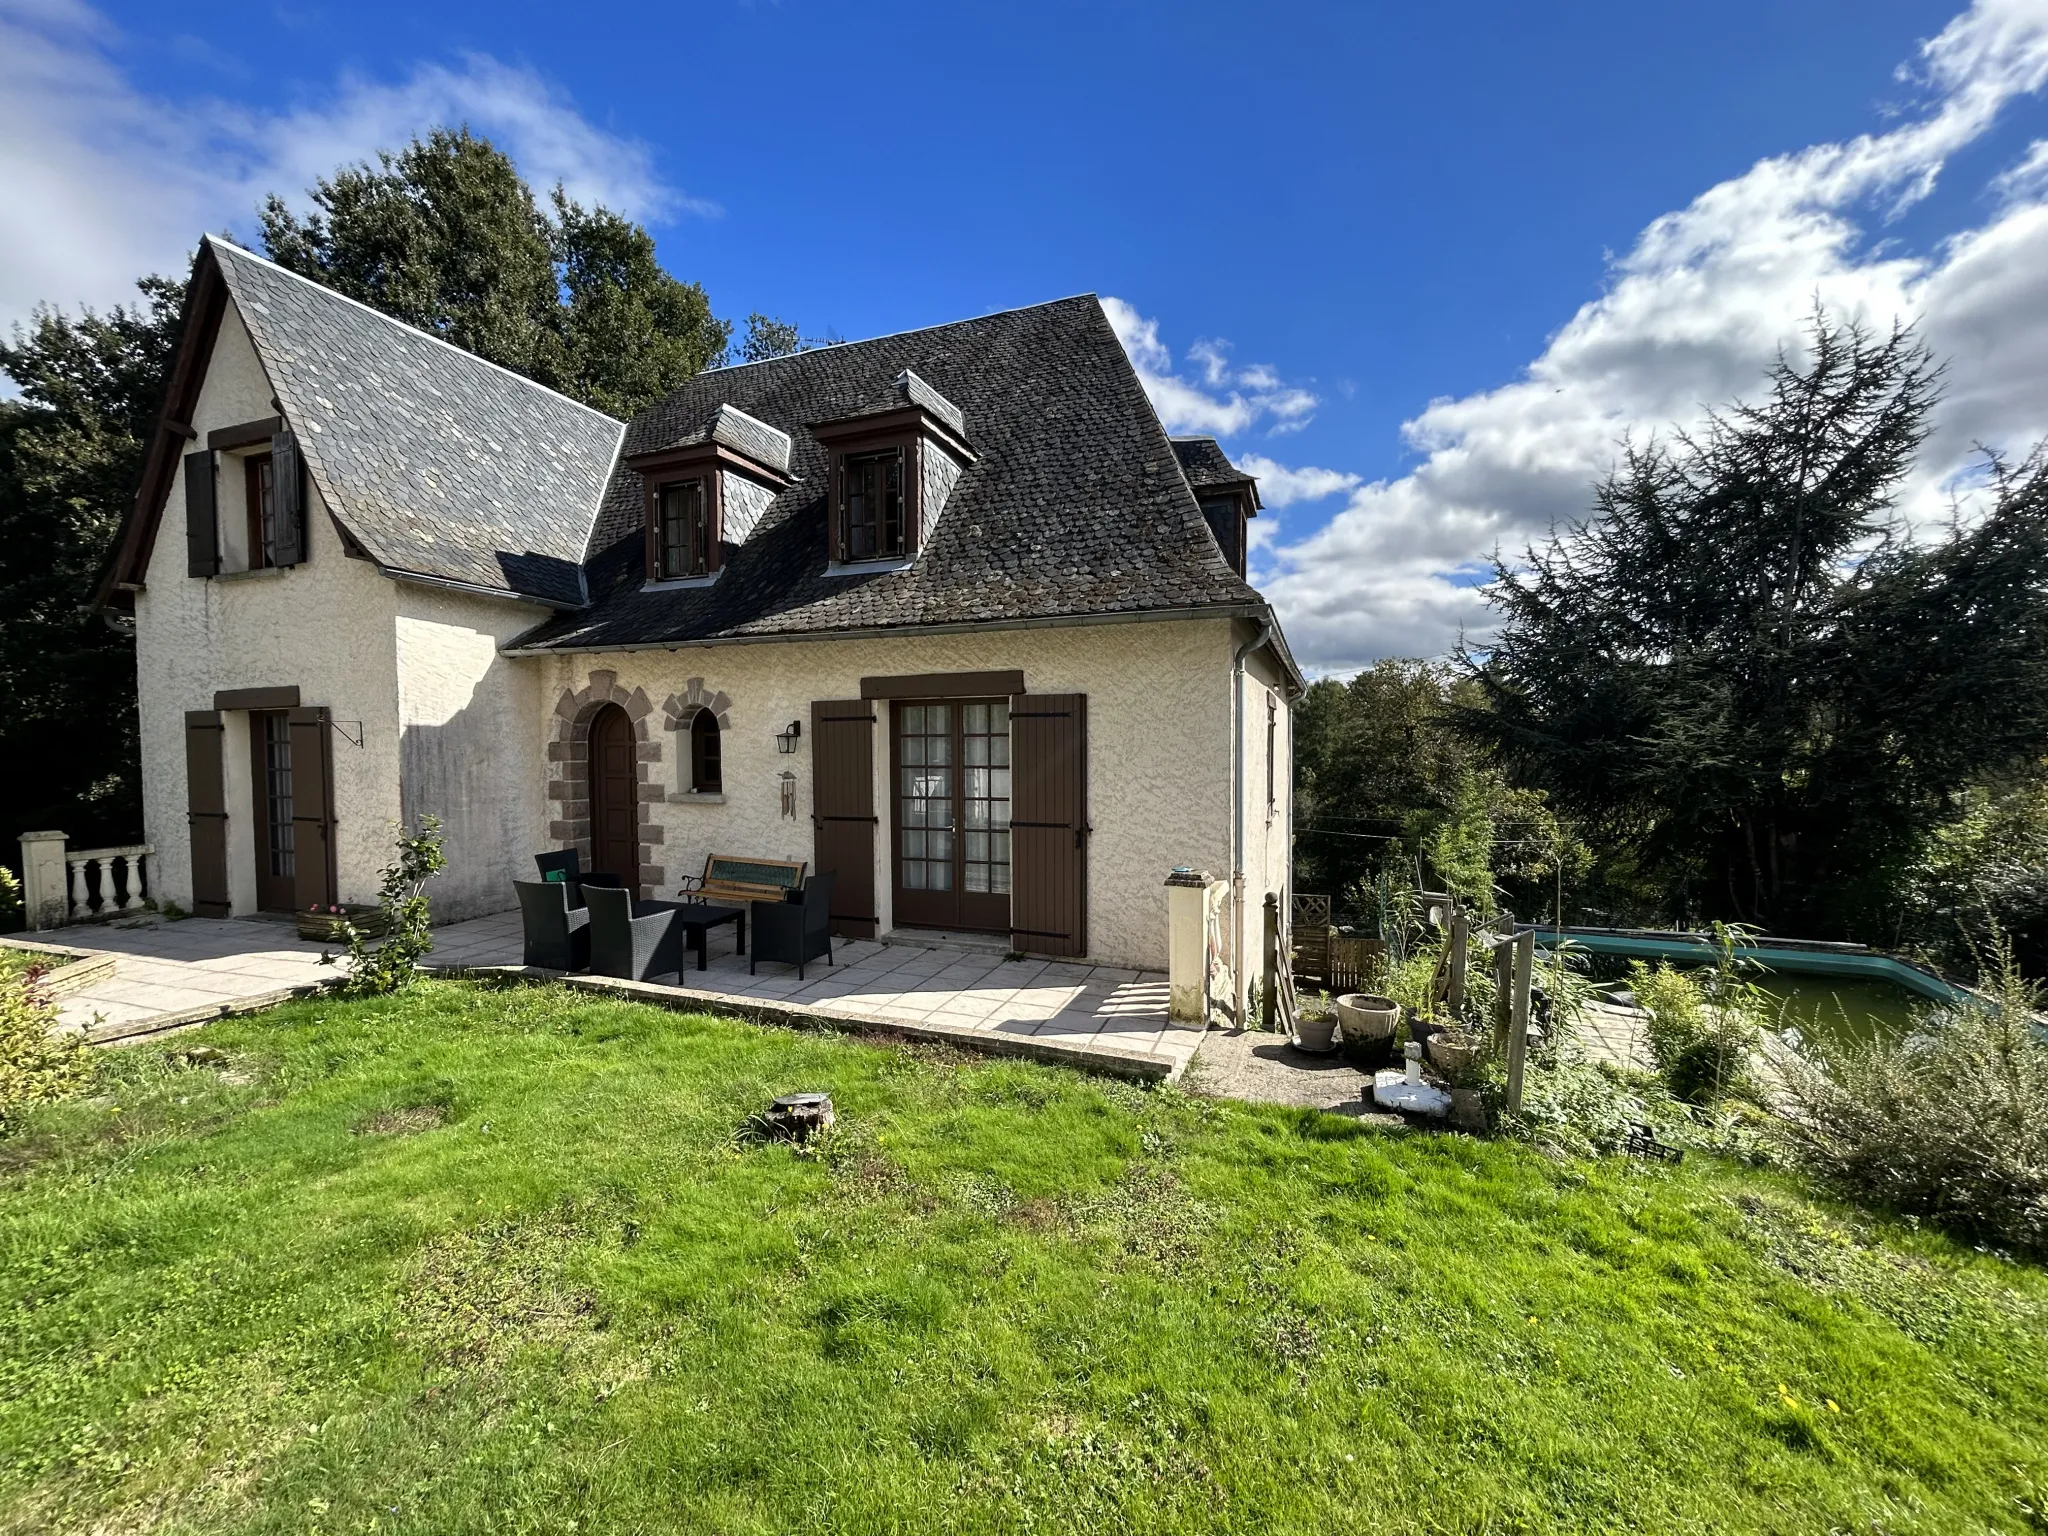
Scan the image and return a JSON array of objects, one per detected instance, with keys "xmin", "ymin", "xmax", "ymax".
[
  {"xmin": 1295, "ymin": 659, "xmax": 1591, "ymax": 923},
  {"xmin": 3, "ymin": 981, "xmax": 2047, "ymax": 1533},
  {"xmin": 0, "ymin": 963, "xmax": 92, "ymax": 1132},
  {"xmin": 1777, "ymin": 936, "xmax": 2048, "ymax": 1257},
  {"xmin": 1630, "ymin": 925, "xmax": 1769, "ymax": 1106},
  {"xmin": 329, "ymin": 817, "xmax": 447, "ymax": 998}
]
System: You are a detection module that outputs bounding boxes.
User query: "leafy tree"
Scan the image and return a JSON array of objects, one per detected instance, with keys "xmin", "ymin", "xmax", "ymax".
[
  {"xmin": 1294, "ymin": 659, "xmax": 1587, "ymax": 920},
  {"xmin": 1470, "ymin": 313, "xmax": 2048, "ymax": 939},
  {"xmin": 0, "ymin": 278, "xmax": 185, "ymax": 851},
  {"xmin": 738, "ymin": 313, "xmax": 804, "ymax": 362},
  {"xmin": 259, "ymin": 127, "xmax": 728, "ymax": 417}
]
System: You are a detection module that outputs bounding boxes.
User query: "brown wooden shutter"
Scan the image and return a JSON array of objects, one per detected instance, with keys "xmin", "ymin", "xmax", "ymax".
[
  {"xmin": 810, "ymin": 699, "xmax": 877, "ymax": 939},
  {"xmin": 287, "ymin": 707, "xmax": 338, "ymax": 910},
  {"xmin": 271, "ymin": 429, "xmax": 304, "ymax": 566},
  {"xmin": 184, "ymin": 450, "xmax": 218, "ymax": 577},
  {"xmin": 1009, "ymin": 692, "xmax": 1087, "ymax": 957},
  {"xmin": 184, "ymin": 710, "xmax": 230, "ymax": 916}
]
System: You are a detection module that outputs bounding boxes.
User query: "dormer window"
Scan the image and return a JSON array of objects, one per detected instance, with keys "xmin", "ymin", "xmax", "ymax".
[
  {"xmin": 658, "ymin": 478, "xmax": 713, "ymax": 579},
  {"xmin": 843, "ymin": 447, "xmax": 907, "ymax": 560},
  {"xmin": 1200, "ymin": 493, "xmax": 1250, "ymax": 577},
  {"xmin": 811, "ymin": 373, "xmax": 976, "ymax": 570},
  {"xmin": 629, "ymin": 404, "xmax": 796, "ymax": 588}
]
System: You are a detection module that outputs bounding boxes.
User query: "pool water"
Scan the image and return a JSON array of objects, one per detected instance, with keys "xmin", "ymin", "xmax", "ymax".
[{"xmin": 1750, "ymin": 975, "xmax": 1927, "ymax": 1051}]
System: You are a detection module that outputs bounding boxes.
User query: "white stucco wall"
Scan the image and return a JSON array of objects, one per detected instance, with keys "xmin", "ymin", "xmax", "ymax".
[
  {"xmin": 537, "ymin": 615, "xmax": 1278, "ymax": 971},
  {"xmin": 394, "ymin": 585, "xmax": 551, "ymax": 922},
  {"xmin": 1235, "ymin": 631, "xmax": 1296, "ymax": 1000},
  {"xmin": 135, "ymin": 302, "xmax": 405, "ymax": 914}
]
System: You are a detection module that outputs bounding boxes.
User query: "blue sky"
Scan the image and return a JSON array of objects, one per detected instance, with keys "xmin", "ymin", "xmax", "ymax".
[{"xmin": 7, "ymin": 0, "xmax": 2048, "ymax": 670}]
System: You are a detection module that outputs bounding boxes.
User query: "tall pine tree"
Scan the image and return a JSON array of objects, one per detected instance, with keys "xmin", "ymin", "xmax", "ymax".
[{"xmin": 1471, "ymin": 313, "xmax": 2048, "ymax": 939}]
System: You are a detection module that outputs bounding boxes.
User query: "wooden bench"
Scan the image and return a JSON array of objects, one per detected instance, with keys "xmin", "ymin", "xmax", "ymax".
[{"xmin": 677, "ymin": 853, "xmax": 807, "ymax": 907}]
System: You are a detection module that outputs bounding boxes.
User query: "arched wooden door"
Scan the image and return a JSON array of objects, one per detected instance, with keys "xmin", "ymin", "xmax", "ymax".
[{"xmin": 588, "ymin": 704, "xmax": 639, "ymax": 891}]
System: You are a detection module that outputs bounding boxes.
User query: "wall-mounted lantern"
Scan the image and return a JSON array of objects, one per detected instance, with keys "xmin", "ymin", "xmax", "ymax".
[{"xmin": 775, "ymin": 719, "xmax": 803, "ymax": 754}]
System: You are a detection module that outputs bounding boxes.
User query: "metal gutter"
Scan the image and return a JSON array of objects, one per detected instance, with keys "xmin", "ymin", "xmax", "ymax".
[{"xmin": 499, "ymin": 600, "xmax": 1272, "ymax": 657}]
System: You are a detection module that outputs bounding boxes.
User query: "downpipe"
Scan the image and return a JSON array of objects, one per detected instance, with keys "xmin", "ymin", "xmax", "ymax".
[{"xmin": 1232, "ymin": 618, "xmax": 1274, "ymax": 1027}]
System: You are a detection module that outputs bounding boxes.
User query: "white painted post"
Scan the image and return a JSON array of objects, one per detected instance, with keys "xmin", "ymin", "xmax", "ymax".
[
  {"xmin": 18, "ymin": 831, "xmax": 69, "ymax": 931},
  {"xmin": 1166, "ymin": 868, "xmax": 1211, "ymax": 1023}
]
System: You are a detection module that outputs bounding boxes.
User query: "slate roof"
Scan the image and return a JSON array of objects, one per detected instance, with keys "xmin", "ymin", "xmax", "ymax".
[
  {"xmin": 209, "ymin": 237, "xmax": 622, "ymax": 607},
  {"xmin": 511, "ymin": 295, "xmax": 1265, "ymax": 652},
  {"xmin": 1172, "ymin": 437, "xmax": 1260, "ymax": 504}
]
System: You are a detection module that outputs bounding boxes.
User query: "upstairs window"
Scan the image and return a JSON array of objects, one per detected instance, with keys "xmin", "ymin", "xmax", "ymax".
[
  {"xmin": 245, "ymin": 453, "xmax": 277, "ymax": 570},
  {"xmin": 689, "ymin": 709, "xmax": 722, "ymax": 793},
  {"xmin": 658, "ymin": 478, "xmax": 712, "ymax": 579},
  {"xmin": 841, "ymin": 447, "xmax": 906, "ymax": 561}
]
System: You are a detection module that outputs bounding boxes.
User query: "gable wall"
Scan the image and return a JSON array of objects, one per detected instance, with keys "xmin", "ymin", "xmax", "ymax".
[
  {"xmin": 135, "ymin": 300, "xmax": 404, "ymax": 913},
  {"xmin": 535, "ymin": 616, "xmax": 1251, "ymax": 971},
  {"xmin": 393, "ymin": 585, "xmax": 551, "ymax": 922}
]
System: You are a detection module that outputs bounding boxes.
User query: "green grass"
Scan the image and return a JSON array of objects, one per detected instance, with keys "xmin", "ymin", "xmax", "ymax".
[{"xmin": 3, "ymin": 981, "xmax": 2046, "ymax": 1535}]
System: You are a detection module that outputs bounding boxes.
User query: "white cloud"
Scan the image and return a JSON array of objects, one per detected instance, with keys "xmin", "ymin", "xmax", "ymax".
[
  {"xmin": 1235, "ymin": 453, "xmax": 1362, "ymax": 508},
  {"xmin": 1101, "ymin": 295, "xmax": 1319, "ymax": 436},
  {"xmin": 1254, "ymin": 0, "xmax": 2048, "ymax": 676},
  {"xmin": 0, "ymin": 0, "xmax": 706, "ymax": 340}
]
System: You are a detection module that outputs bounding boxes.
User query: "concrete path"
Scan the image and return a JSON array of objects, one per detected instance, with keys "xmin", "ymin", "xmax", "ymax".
[{"xmin": 12, "ymin": 908, "xmax": 1199, "ymax": 1080}]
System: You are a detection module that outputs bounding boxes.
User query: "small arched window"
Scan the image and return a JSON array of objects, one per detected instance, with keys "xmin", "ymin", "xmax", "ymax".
[{"xmin": 689, "ymin": 709, "xmax": 722, "ymax": 794}]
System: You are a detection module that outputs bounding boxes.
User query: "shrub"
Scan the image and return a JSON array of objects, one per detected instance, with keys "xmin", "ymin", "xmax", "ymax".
[
  {"xmin": 0, "ymin": 964, "xmax": 94, "ymax": 1132},
  {"xmin": 0, "ymin": 867, "xmax": 21, "ymax": 933},
  {"xmin": 1776, "ymin": 936, "xmax": 2048, "ymax": 1255},
  {"xmin": 331, "ymin": 817, "xmax": 447, "ymax": 998},
  {"xmin": 1629, "ymin": 928, "xmax": 1764, "ymax": 1104}
]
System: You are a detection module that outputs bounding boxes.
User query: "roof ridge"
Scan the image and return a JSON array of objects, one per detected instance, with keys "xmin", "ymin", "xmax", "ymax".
[
  {"xmin": 203, "ymin": 234, "xmax": 627, "ymax": 429},
  {"xmin": 697, "ymin": 293, "xmax": 1103, "ymax": 377}
]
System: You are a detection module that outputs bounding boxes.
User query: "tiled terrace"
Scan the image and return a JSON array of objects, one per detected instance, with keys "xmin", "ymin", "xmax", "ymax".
[{"xmin": 12, "ymin": 907, "xmax": 1199, "ymax": 1080}]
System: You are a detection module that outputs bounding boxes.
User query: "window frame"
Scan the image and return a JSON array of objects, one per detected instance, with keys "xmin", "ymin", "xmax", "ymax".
[
  {"xmin": 688, "ymin": 708, "xmax": 723, "ymax": 794},
  {"xmin": 656, "ymin": 476, "xmax": 715, "ymax": 580},
  {"xmin": 244, "ymin": 452, "xmax": 276, "ymax": 570},
  {"xmin": 837, "ymin": 441, "xmax": 910, "ymax": 562}
]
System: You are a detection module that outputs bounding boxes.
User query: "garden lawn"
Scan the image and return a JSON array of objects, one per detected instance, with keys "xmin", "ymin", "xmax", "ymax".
[{"xmin": 3, "ymin": 982, "xmax": 2046, "ymax": 1535}]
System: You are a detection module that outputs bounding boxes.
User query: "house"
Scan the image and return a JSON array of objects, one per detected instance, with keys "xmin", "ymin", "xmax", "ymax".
[{"xmin": 96, "ymin": 236, "xmax": 1302, "ymax": 981}]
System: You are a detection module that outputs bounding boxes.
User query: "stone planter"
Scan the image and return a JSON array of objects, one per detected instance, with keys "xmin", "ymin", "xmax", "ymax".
[
  {"xmin": 1426, "ymin": 1029, "xmax": 1480, "ymax": 1075},
  {"xmin": 1337, "ymin": 992, "xmax": 1401, "ymax": 1068},
  {"xmin": 296, "ymin": 904, "xmax": 386, "ymax": 943},
  {"xmin": 1336, "ymin": 993, "xmax": 1399, "ymax": 1042}
]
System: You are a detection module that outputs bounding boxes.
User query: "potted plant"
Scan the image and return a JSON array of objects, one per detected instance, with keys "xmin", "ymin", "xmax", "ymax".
[
  {"xmin": 297, "ymin": 902, "xmax": 387, "ymax": 943},
  {"xmin": 1293, "ymin": 991, "xmax": 1340, "ymax": 1053}
]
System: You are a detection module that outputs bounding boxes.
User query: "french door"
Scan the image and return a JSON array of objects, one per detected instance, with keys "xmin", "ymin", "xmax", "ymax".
[
  {"xmin": 891, "ymin": 699, "xmax": 1011, "ymax": 933},
  {"xmin": 249, "ymin": 710, "xmax": 296, "ymax": 912}
]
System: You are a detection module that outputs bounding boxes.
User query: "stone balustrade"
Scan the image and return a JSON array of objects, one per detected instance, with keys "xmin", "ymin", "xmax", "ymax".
[{"xmin": 17, "ymin": 831, "xmax": 154, "ymax": 929}]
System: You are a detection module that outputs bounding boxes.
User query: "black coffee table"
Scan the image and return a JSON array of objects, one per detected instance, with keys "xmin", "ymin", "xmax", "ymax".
[{"xmin": 657, "ymin": 901, "xmax": 745, "ymax": 971}]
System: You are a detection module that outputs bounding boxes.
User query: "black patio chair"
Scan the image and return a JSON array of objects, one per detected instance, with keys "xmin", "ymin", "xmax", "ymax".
[
  {"xmin": 584, "ymin": 885, "xmax": 685, "ymax": 983},
  {"xmin": 750, "ymin": 870, "xmax": 836, "ymax": 980},
  {"xmin": 533, "ymin": 849, "xmax": 626, "ymax": 910},
  {"xmin": 515, "ymin": 878, "xmax": 590, "ymax": 971}
]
